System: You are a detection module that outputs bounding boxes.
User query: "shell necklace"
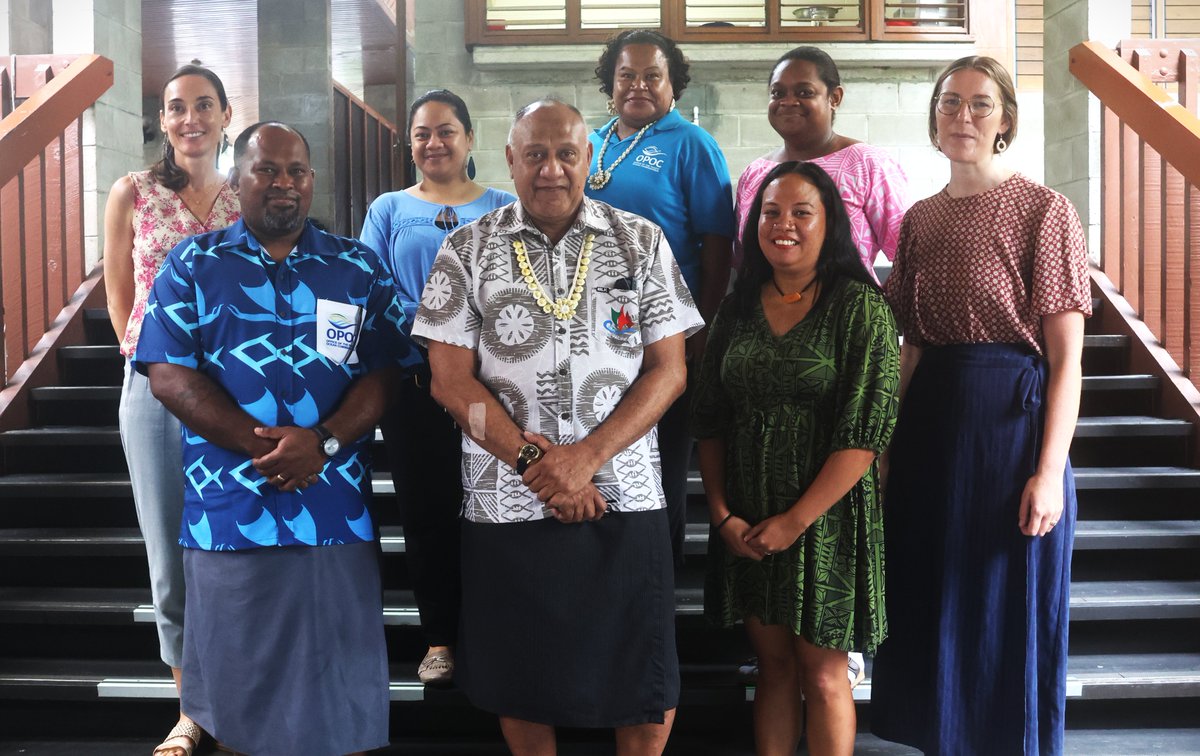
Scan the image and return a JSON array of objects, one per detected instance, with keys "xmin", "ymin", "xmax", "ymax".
[
  {"xmin": 514, "ymin": 234, "xmax": 594, "ymax": 320},
  {"xmin": 587, "ymin": 108, "xmax": 670, "ymax": 190}
]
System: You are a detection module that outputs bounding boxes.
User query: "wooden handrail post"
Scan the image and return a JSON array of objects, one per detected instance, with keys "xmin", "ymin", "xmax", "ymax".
[{"xmin": 0, "ymin": 54, "xmax": 113, "ymax": 187}]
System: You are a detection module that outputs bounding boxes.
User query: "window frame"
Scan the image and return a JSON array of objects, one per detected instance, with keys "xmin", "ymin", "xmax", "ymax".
[{"xmin": 464, "ymin": 0, "xmax": 976, "ymax": 47}]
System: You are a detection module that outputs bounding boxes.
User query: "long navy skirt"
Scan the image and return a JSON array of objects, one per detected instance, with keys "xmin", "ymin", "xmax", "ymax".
[{"xmin": 870, "ymin": 343, "xmax": 1074, "ymax": 756}]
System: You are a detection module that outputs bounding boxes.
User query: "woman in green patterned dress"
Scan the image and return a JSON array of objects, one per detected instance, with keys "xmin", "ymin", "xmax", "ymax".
[{"xmin": 692, "ymin": 161, "xmax": 900, "ymax": 756}]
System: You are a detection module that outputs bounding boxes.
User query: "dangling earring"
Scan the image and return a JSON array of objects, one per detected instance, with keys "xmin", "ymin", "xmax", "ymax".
[
  {"xmin": 467, "ymin": 155, "xmax": 477, "ymax": 180},
  {"xmin": 995, "ymin": 135, "xmax": 1008, "ymax": 153},
  {"xmin": 220, "ymin": 130, "xmax": 230, "ymax": 154},
  {"xmin": 606, "ymin": 98, "xmax": 617, "ymax": 116}
]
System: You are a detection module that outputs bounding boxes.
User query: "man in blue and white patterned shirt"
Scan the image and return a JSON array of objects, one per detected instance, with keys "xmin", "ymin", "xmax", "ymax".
[{"xmin": 135, "ymin": 121, "xmax": 418, "ymax": 755}]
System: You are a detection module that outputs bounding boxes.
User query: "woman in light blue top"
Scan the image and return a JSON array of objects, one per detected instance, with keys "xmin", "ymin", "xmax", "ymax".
[{"xmin": 359, "ymin": 89, "xmax": 514, "ymax": 687}]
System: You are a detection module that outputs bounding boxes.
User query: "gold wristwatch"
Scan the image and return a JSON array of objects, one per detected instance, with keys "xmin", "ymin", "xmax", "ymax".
[{"xmin": 515, "ymin": 443, "xmax": 542, "ymax": 474}]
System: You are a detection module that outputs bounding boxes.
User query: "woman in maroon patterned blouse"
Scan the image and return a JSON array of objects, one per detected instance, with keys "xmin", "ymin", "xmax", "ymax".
[{"xmin": 869, "ymin": 57, "xmax": 1091, "ymax": 756}]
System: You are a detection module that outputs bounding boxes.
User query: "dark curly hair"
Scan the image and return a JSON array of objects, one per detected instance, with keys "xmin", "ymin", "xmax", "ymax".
[
  {"xmin": 151, "ymin": 64, "xmax": 230, "ymax": 191},
  {"xmin": 595, "ymin": 29, "xmax": 691, "ymax": 102},
  {"xmin": 734, "ymin": 161, "xmax": 878, "ymax": 318}
]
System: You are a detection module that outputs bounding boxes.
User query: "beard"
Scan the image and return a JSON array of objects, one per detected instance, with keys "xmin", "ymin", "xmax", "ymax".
[{"xmin": 261, "ymin": 204, "xmax": 304, "ymax": 236}]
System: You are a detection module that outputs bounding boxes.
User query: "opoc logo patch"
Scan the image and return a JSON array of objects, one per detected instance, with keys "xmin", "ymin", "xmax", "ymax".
[{"xmin": 634, "ymin": 145, "xmax": 667, "ymax": 172}]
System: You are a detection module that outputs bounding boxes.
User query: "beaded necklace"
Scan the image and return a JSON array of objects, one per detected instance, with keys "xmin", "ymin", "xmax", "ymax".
[
  {"xmin": 587, "ymin": 108, "xmax": 670, "ymax": 190},
  {"xmin": 514, "ymin": 233, "xmax": 595, "ymax": 320}
]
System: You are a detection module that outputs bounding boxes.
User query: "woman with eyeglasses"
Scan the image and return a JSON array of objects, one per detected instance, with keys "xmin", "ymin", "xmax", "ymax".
[
  {"xmin": 869, "ymin": 57, "xmax": 1090, "ymax": 755},
  {"xmin": 359, "ymin": 89, "xmax": 514, "ymax": 688},
  {"xmin": 735, "ymin": 47, "xmax": 912, "ymax": 283}
]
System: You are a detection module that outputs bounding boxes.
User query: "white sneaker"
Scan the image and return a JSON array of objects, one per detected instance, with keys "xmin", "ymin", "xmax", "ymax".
[{"xmin": 847, "ymin": 652, "xmax": 865, "ymax": 688}]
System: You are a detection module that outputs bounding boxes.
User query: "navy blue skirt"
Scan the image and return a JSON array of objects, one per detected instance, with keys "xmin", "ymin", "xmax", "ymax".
[
  {"xmin": 181, "ymin": 542, "xmax": 389, "ymax": 756},
  {"xmin": 870, "ymin": 344, "xmax": 1074, "ymax": 756},
  {"xmin": 457, "ymin": 509, "xmax": 680, "ymax": 728}
]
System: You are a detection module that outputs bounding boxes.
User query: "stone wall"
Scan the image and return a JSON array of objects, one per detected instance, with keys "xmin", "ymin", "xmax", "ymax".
[
  {"xmin": 410, "ymin": 0, "xmax": 1047, "ymax": 206},
  {"xmin": 1045, "ymin": 0, "xmax": 1130, "ymax": 258},
  {"xmin": 2, "ymin": 0, "xmax": 53, "ymax": 55},
  {"xmin": 258, "ymin": 0, "xmax": 335, "ymax": 225}
]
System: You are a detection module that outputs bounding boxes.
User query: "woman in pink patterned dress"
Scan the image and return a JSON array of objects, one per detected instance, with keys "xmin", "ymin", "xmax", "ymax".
[
  {"xmin": 869, "ymin": 57, "xmax": 1090, "ymax": 756},
  {"xmin": 735, "ymin": 47, "xmax": 913, "ymax": 283},
  {"xmin": 102, "ymin": 64, "xmax": 239, "ymax": 756}
]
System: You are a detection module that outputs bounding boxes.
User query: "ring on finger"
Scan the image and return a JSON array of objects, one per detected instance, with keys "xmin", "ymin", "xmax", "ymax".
[{"xmin": 274, "ymin": 474, "xmax": 287, "ymax": 484}]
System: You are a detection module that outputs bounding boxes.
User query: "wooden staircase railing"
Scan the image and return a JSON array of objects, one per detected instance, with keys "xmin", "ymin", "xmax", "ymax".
[
  {"xmin": 332, "ymin": 82, "xmax": 402, "ymax": 238},
  {"xmin": 0, "ymin": 53, "xmax": 113, "ymax": 429},
  {"xmin": 1070, "ymin": 39, "xmax": 1200, "ymax": 465}
]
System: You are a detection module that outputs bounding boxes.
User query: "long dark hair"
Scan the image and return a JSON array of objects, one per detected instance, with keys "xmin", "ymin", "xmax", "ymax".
[
  {"xmin": 151, "ymin": 64, "xmax": 230, "ymax": 191},
  {"xmin": 733, "ymin": 161, "xmax": 877, "ymax": 318}
]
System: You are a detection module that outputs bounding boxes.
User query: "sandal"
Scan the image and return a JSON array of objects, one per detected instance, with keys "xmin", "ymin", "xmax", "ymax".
[{"xmin": 152, "ymin": 718, "xmax": 203, "ymax": 756}]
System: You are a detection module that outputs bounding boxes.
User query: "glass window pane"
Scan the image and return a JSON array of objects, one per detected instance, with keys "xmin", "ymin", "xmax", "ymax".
[
  {"xmin": 581, "ymin": 0, "xmax": 662, "ymax": 29},
  {"xmin": 884, "ymin": 0, "xmax": 968, "ymax": 31},
  {"xmin": 486, "ymin": 0, "xmax": 567, "ymax": 31},
  {"xmin": 780, "ymin": 2, "xmax": 863, "ymax": 28},
  {"xmin": 685, "ymin": 0, "xmax": 767, "ymax": 28}
]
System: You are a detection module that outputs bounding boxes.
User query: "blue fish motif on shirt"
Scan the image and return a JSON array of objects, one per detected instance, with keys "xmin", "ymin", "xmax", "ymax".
[
  {"xmin": 237, "ymin": 507, "xmax": 278, "ymax": 547},
  {"xmin": 346, "ymin": 506, "xmax": 373, "ymax": 542},
  {"xmin": 188, "ymin": 512, "xmax": 213, "ymax": 550},
  {"xmin": 283, "ymin": 504, "xmax": 318, "ymax": 545},
  {"xmin": 240, "ymin": 388, "xmax": 278, "ymax": 427},
  {"xmin": 285, "ymin": 390, "xmax": 319, "ymax": 429},
  {"xmin": 240, "ymin": 281, "xmax": 276, "ymax": 313},
  {"xmin": 283, "ymin": 279, "xmax": 317, "ymax": 315}
]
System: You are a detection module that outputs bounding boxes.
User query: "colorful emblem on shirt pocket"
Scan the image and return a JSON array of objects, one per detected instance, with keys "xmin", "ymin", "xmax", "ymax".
[{"xmin": 603, "ymin": 305, "xmax": 637, "ymax": 335}]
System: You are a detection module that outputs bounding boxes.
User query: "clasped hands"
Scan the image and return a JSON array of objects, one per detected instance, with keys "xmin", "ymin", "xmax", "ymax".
[
  {"xmin": 718, "ymin": 510, "xmax": 806, "ymax": 562},
  {"xmin": 250, "ymin": 426, "xmax": 326, "ymax": 492},
  {"xmin": 520, "ymin": 431, "xmax": 607, "ymax": 524}
]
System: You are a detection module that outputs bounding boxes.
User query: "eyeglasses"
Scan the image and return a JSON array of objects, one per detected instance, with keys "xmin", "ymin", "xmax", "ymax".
[
  {"xmin": 434, "ymin": 206, "xmax": 459, "ymax": 231},
  {"xmin": 935, "ymin": 94, "xmax": 996, "ymax": 119}
]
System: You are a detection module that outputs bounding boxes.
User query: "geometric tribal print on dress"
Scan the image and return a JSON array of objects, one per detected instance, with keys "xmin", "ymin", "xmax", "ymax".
[{"xmin": 411, "ymin": 197, "xmax": 704, "ymax": 524}]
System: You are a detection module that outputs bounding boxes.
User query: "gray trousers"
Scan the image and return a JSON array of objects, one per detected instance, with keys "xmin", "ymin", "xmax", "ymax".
[{"xmin": 118, "ymin": 359, "xmax": 186, "ymax": 668}]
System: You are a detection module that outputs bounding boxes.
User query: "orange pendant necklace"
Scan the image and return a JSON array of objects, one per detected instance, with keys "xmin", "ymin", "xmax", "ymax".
[{"xmin": 771, "ymin": 276, "xmax": 817, "ymax": 304}]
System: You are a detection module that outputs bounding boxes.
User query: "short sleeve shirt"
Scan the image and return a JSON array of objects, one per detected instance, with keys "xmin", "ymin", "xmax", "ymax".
[
  {"xmin": 121, "ymin": 171, "xmax": 240, "ymax": 356},
  {"xmin": 884, "ymin": 174, "xmax": 1092, "ymax": 355},
  {"xmin": 358, "ymin": 187, "xmax": 516, "ymax": 332},
  {"xmin": 133, "ymin": 219, "xmax": 422, "ymax": 550},
  {"xmin": 586, "ymin": 109, "xmax": 736, "ymax": 299},
  {"xmin": 734, "ymin": 145, "xmax": 913, "ymax": 276},
  {"xmin": 411, "ymin": 198, "xmax": 705, "ymax": 524}
]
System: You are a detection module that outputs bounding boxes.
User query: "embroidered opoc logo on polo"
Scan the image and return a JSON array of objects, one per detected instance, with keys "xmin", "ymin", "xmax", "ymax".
[
  {"xmin": 316, "ymin": 298, "xmax": 362, "ymax": 364},
  {"xmin": 633, "ymin": 145, "xmax": 667, "ymax": 173}
]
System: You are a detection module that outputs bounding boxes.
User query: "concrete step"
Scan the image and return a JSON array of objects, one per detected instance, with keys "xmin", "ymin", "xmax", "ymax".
[
  {"xmin": 1073, "ymin": 520, "xmax": 1200, "ymax": 550},
  {"xmin": 1073, "ymin": 416, "xmax": 1193, "ymax": 438},
  {"xmin": 4, "ymin": 579, "xmax": 1196, "ymax": 627},
  {"xmin": 1073, "ymin": 467, "xmax": 1200, "ymax": 490},
  {"xmin": 3, "ymin": 653, "xmax": 1198, "ymax": 704}
]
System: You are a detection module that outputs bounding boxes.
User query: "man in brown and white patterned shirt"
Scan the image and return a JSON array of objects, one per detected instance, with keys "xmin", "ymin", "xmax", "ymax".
[{"xmin": 412, "ymin": 99, "xmax": 701, "ymax": 755}]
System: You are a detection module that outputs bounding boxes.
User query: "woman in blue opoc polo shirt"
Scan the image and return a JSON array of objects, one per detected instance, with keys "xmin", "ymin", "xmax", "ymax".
[{"xmin": 585, "ymin": 29, "xmax": 736, "ymax": 565}]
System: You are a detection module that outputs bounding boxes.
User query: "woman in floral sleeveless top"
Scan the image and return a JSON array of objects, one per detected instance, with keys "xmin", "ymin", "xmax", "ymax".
[{"xmin": 101, "ymin": 64, "xmax": 239, "ymax": 756}]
